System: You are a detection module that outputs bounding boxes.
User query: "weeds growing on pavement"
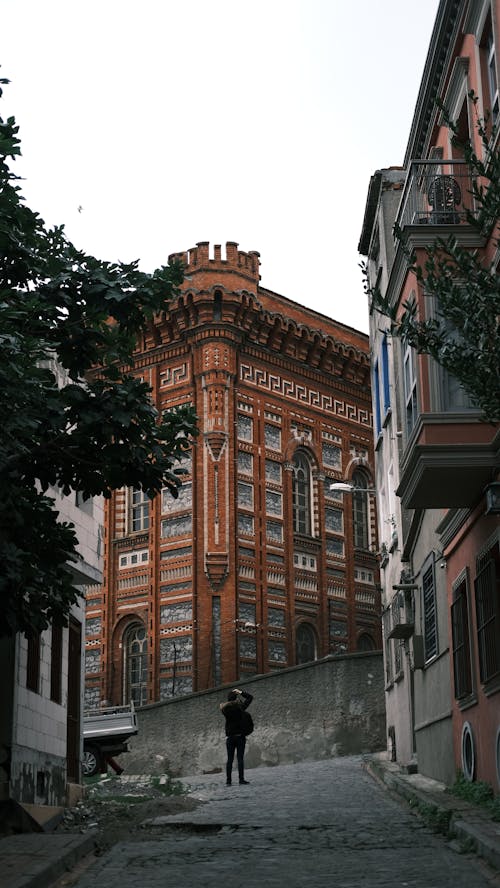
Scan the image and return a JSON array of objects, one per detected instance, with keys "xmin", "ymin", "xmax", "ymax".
[
  {"xmin": 151, "ymin": 776, "xmax": 186, "ymax": 796},
  {"xmin": 408, "ymin": 796, "xmax": 452, "ymax": 835},
  {"xmin": 447, "ymin": 770, "xmax": 500, "ymax": 822}
]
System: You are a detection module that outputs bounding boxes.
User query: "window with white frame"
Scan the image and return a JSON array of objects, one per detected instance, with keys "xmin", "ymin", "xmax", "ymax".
[
  {"xmin": 238, "ymin": 481, "xmax": 254, "ymax": 509},
  {"xmin": 237, "ymin": 415, "xmax": 253, "ymax": 442},
  {"xmin": 265, "ymin": 459, "xmax": 282, "ymax": 484},
  {"xmin": 266, "ymin": 489, "xmax": 282, "ymax": 516},
  {"xmin": 293, "ymin": 552, "xmax": 317, "ymax": 571},
  {"xmin": 381, "ymin": 334, "xmax": 391, "ymax": 416},
  {"xmin": 373, "ymin": 358, "xmax": 382, "ymax": 437},
  {"xmin": 481, "ymin": 11, "xmax": 499, "ymax": 125},
  {"xmin": 403, "ymin": 342, "xmax": 418, "ymax": 437},
  {"xmin": 123, "ymin": 622, "xmax": 148, "ymax": 707},
  {"xmin": 264, "ymin": 423, "xmax": 281, "ymax": 451},
  {"xmin": 373, "ymin": 335, "xmax": 391, "ymax": 437},
  {"xmin": 119, "ymin": 548, "xmax": 149, "ymax": 569},
  {"xmin": 292, "ymin": 450, "xmax": 312, "ymax": 535},
  {"xmin": 238, "ymin": 451, "xmax": 253, "ymax": 475},
  {"xmin": 130, "ymin": 488, "xmax": 150, "ymax": 532}
]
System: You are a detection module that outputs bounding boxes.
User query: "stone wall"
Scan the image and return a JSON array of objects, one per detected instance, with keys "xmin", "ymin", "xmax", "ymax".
[{"xmin": 122, "ymin": 652, "xmax": 386, "ymax": 777}]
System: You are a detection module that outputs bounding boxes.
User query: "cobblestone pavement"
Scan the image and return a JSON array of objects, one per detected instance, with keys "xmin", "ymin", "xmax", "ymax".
[{"xmin": 67, "ymin": 757, "xmax": 497, "ymax": 888}]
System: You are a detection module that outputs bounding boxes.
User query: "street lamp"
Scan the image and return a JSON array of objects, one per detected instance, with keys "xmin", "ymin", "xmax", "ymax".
[{"xmin": 329, "ymin": 482, "xmax": 376, "ymax": 494}]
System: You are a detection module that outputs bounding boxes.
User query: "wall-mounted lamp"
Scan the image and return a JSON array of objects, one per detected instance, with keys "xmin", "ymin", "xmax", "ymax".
[
  {"xmin": 330, "ymin": 482, "xmax": 376, "ymax": 494},
  {"xmin": 485, "ymin": 482, "xmax": 500, "ymax": 515}
]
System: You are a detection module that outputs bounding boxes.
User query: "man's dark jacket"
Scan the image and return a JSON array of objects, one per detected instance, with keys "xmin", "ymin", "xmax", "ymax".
[{"xmin": 220, "ymin": 691, "xmax": 253, "ymax": 736}]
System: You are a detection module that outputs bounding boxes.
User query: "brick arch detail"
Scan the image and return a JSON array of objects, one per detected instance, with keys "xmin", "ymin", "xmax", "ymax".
[
  {"xmin": 295, "ymin": 620, "xmax": 320, "ymax": 663},
  {"xmin": 110, "ymin": 613, "xmax": 148, "ymax": 706},
  {"xmin": 343, "ymin": 456, "xmax": 373, "ymax": 484},
  {"xmin": 284, "ymin": 438, "xmax": 320, "ymax": 468}
]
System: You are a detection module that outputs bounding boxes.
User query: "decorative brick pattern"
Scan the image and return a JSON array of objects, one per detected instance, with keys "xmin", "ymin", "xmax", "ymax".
[{"xmin": 89, "ymin": 241, "xmax": 379, "ymax": 705}]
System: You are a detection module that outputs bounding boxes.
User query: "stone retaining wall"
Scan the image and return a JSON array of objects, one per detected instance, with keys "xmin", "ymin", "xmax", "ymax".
[{"xmin": 123, "ymin": 652, "xmax": 386, "ymax": 777}]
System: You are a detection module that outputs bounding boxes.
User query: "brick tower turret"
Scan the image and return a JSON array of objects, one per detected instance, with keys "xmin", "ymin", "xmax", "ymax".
[{"xmin": 84, "ymin": 242, "xmax": 380, "ymax": 708}]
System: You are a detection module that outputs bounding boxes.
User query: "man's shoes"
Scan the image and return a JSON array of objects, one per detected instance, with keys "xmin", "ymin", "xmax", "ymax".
[
  {"xmin": 239, "ymin": 779, "xmax": 250, "ymax": 785},
  {"xmin": 226, "ymin": 780, "xmax": 232, "ymax": 786}
]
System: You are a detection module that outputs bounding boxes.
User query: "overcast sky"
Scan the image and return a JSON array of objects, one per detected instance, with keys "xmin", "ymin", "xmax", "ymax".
[{"xmin": 2, "ymin": 0, "xmax": 439, "ymax": 333}]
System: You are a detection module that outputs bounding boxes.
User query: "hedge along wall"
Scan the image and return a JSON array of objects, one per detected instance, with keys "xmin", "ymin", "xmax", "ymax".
[{"xmin": 122, "ymin": 652, "xmax": 386, "ymax": 777}]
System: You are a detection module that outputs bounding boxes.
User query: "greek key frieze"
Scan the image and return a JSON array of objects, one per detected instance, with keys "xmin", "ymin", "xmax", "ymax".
[
  {"xmin": 160, "ymin": 364, "xmax": 189, "ymax": 387},
  {"xmin": 240, "ymin": 365, "xmax": 370, "ymax": 426}
]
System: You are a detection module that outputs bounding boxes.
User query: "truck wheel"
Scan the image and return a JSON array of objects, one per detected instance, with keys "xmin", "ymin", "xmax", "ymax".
[{"xmin": 82, "ymin": 746, "xmax": 100, "ymax": 777}]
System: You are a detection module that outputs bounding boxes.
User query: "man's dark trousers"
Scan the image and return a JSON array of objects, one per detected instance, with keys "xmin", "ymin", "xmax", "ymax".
[{"xmin": 226, "ymin": 734, "xmax": 246, "ymax": 783}]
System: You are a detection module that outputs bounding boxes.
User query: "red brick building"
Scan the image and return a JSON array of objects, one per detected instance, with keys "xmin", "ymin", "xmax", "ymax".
[{"xmin": 84, "ymin": 241, "xmax": 380, "ymax": 708}]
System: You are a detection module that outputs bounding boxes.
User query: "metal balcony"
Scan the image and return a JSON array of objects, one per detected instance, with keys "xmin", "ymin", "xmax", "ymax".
[{"xmin": 396, "ymin": 160, "xmax": 478, "ymax": 230}]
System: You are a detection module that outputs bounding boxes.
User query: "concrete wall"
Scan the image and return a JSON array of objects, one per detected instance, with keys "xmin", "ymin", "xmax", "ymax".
[{"xmin": 122, "ymin": 652, "xmax": 385, "ymax": 777}]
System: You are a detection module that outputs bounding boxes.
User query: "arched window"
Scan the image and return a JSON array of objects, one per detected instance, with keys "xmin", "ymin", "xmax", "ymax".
[
  {"xmin": 296, "ymin": 623, "xmax": 317, "ymax": 664},
  {"xmin": 357, "ymin": 632, "xmax": 376, "ymax": 652},
  {"xmin": 123, "ymin": 622, "xmax": 148, "ymax": 707},
  {"xmin": 213, "ymin": 290, "xmax": 222, "ymax": 321},
  {"xmin": 292, "ymin": 451, "xmax": 312, "ymax": 535},
  {"xmin": 352, "ymin": 470, "xmax": 369, "ymax": 550}
]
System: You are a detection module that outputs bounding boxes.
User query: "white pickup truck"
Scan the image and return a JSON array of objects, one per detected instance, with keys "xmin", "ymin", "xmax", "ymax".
[{"xmin": 83, "ymin": 702, "xmax": 138, "ymax": 777}]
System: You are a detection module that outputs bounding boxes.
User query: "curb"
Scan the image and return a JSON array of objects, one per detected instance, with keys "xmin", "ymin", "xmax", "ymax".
[
  {"xmin": 0, "ymin": 831, "xmax": 97, "ymax": 888},
  {"xmin": 364, "ymin": 757, "xmax": 500, "ymax": 873}
]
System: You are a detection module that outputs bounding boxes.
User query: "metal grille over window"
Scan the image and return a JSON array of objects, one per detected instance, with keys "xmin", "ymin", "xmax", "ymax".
[
  {"xmin": 238, "ymin": 451, "xmax": 253, "ymax": 475},
  {"xmin": 265, "ymin": 459, "xmax": 282, "ymax": 483},
  {"xmin": 237, "ymin": 415, "xmax": 253, "ymax": 442},
  {"xmin": 160, "ymin": 601, "xmax": 193, "ymax": 623},
  {"xmin": 161, "ymin": 514, "xmax": 192, "ymax": 538},
  {"xmin": 266, "ymin": 490, "xmax": 282, "ymax": 516},
  {"xmin": 264, "ymin": 423, "xmax": 281, "ymax": 451},
  {"xmin": 322, "ymin": 443, "xmax": 341, "ymax": 468},
  {"xmin": 160, "ymin": 635, "xmax": 192, "ymax": 663},
  {"xmin": 162, "ymin": 482, "xmax": 192, "ymax": 513}
]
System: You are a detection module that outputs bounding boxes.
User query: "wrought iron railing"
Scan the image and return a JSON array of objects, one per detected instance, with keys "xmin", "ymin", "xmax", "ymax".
[{"xmin": 396, "ymin": 159, "xmax": 478, "ymax": 230}]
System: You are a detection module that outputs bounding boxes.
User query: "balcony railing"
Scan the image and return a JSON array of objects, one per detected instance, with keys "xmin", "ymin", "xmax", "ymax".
[{"xmin": 396, "ymin": 160, "xmax": 478, "ymax": 230}]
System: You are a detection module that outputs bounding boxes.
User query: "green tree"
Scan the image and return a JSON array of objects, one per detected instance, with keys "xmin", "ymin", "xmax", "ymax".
[
  {"xmin": 363, "ymin": 94, "xmax": 500, "ymax": 422},
  {"xmin": 0, "ymin": 79, "xmax": 198, "ymax": 638}
]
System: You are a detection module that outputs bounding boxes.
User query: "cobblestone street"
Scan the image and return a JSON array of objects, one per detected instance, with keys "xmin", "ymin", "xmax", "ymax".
[{"xmin": 65, "ymin": 756, "xmax": 498, "ymax": 888}]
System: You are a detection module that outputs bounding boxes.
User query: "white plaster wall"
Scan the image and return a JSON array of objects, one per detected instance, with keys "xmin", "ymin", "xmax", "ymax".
[
  {"xmin": 366, "ymin": 169, "xmax": 413, "ymax": 767},
  {"xmin": 10, "ymin": 357, "xmax": 103, "ymax": 803},
  {"xmin": 48, "ymin": 485, "xmax": 104, "ymax": 585}
]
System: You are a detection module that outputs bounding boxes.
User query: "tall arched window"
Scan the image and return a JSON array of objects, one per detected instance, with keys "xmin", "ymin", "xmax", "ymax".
[
  {"xmin": 123, "ymin": 622, "xmax": 148, "ymax": 707},
  {"xmin": 352, "ymin": 470, "xmax": 370, "ymax": 550},
  {"xmin": 213, "ymin": 290, "xmax": 222, "ymax": 321},
  {"xmin": 292, "ymin": 451, "xmax": 312, "ymax": 535},
  {"xmin": 296, "ymin": 623, "xmax": 317, "ymax": 664},
  {"xmin": 357, "ymin": 632, "xmax": 376, "ymax": 651}
]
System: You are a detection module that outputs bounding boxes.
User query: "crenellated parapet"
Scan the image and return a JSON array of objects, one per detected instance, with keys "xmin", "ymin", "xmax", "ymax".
[
  {"xmin": 146, "ymin": 241, "xmax": 370, "ymax": 389},
  {"xmin": 169, "ymin": 241, "xmax": 261, "ymax": 283}
]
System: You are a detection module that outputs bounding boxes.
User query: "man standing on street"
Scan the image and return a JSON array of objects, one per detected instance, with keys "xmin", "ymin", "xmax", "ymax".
[{"xmin": 220, "ymin": 687, "xmax": 253, "ymax": 786}]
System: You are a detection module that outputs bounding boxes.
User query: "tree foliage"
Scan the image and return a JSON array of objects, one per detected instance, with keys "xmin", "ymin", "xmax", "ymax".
[
  {"xmin": 363, "ymin": 94, "xmax": 500, "ymax": 422},
  {"xmin": 0, "ymin": 79, "xmax": 198, "ymax": 637}
]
